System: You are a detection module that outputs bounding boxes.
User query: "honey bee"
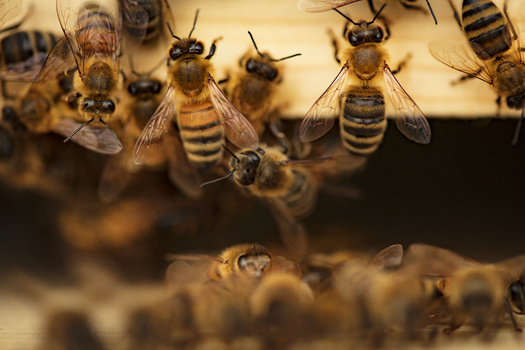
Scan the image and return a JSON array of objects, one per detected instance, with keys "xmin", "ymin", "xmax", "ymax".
[
  {"xmin": 430, "ymin": 0, "xmax": 525, "ymax": 134},
  {"xmin": 133, "ymin": 10, "xmax": 259, "ymax": 176},
  {"xmin": 297, "ymin": 0, "xmax": 437, "ymax": 24},
  {"xmin": 401, "ymin": 243, "xmax": 525, "ymax": 332},
  {"xmin": 300, "ymin": 6, "xmax": 431, "ymax": 156},
  {"xmin": 56, "ymin": 0, "xmax": 123, "ymax": 147},
  {"xmin": 118, "ymin": 0, "xmax": 174, "ymax": 47},
  {"xmin": 11, "ymin": 37, "xmax": 121, "ymax": 154},
  {"xmin": 225, "ymin": 31, "xmax": 301, "ymax": 139}
]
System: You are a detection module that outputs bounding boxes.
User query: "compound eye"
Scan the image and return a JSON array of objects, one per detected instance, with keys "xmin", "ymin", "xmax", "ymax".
[
  {"xmin": 246, "ymin": 58, "xmax": 257, "ymax": 73},
  {"xmin": 189, "ymin": 41, "xmax": 204, "ymax": 54},
  {"xmin": 128, "ymin": 83, "xmax": 138, "ymax": 96},
  {"xmin": 376, "ymin": 27, "xmax": 384, "ymax": 41},
  {"xmin": 151, "ymin": 81, "xmax": 162, "ymax": 94},
  {"xmin": 103, "ymin": 100, "xmax": 116, "ymax": 113},
  {"xmin": 81, "ymin": 99, "xmax": 94, "ymax": 111},
  {"xmin": 348, "ymin": 33, "xmax": 359, "ymax": 46},
  {"xmin": 169, "ymin": 47, "xmax": 182, "ymax": 60}
]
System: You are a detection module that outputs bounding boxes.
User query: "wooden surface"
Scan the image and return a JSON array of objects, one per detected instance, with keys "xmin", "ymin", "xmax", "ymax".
[{"xmin": 6, "ymin": 0, "xmax": 525, "ymax": 120}]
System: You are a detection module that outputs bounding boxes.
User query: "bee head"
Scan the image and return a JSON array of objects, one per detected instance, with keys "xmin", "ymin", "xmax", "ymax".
[
  {"xmin": 347, "ymin": 22, "xmax": 384, "ymax": 46},
  {"xmin": 80, "ymin": 98, "xmax": 116, "ymax": 117},
  {"xmin": 169, "ymin": 39, "xmax": 205, "ymax": 60},
  {"xmin": 127, "ymin": 79, "xmax": 162, "ymax": 96},
  {"xmin": 233, "ymin": 148, "xmax": 264, "ymax": 186},
  {"xmin": 508, "ymin": 279, "xmax": 525, "ymax": 314}
]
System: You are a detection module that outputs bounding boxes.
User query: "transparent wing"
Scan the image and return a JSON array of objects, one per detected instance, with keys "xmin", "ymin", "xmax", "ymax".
[
  {"xmin": 27, "ymin": 37, "xmax": 76, "ymax": 92},
  {"xmin": 297, "ymin": 0, "xmax": 358, "ymax": 12},
  {"xmin": 51, "ymin": 118, "xmax": 122, "ymax": 155},
  {"xmin": 0, "ymin": 0, "xmax": 22, "ymax": 29},
  {"xmin": 133, "ymin": 86, "xmax": 177, "ymax": 164},
  {"xmin": 300, "ymin": 62, "xmax": 349, "ymax": 142},
  {"xmin": 56, "ymin": 0, "xmax": 82, "ymax": 72},
  {"xmin": 0, "ymin": 52, "xmax": 49, "ymax": 82},
  {"xmin": 207, "ymin": 74, "xmax": 259, "ymax": 148},
  {"xmin": 118, "ymin": 0, "xmax": 149, "ymax": 45},
  {"xmin": 429, "ymin": 41, "xmax": 493, "ymax": 84},
  {"xmin": 165, "ymin": 127, "xmax": 203, "ymax": 199},
  {"xmin": 382, "ymin": 62, "xmax": 431, "ymax": 144}
]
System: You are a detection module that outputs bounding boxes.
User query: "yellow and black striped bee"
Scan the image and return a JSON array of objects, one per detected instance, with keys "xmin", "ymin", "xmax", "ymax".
[
  {"xmin": 56, "ymin": 0, "xmax": 123, "ymax": 146},
  {"xmin": 430, "ymin": 0, "xmax": 525, "ymax": 134},
  {"xmin": 133, "ymin": 10, "xmax": 258, "ymax": 197},
  {"xmin": 300, "ymin": 6, "xmax": 431, "ymax": 156}
]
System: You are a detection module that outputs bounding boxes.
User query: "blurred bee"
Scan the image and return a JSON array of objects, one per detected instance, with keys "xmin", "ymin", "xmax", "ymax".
[
  {"xmin": 430, "ymin": 0, "xmax": 525, "ymax": 141},
  {"xmin": 133, "ymin": 10, "xmax": 259, "ymax": 186},
  {"xmin": 300, "ymin": 6, "xmax": 431, "ymax": 156},
  {"xmin": 40, "ymin": 309, "xmax": 107, "ymax": 350},
  {"xmin": 225, "ymin": 31, "xmax": 300, "ymax": 142},
  {"xmin": 297, "ymin": 0, "xmax": 437, "ymax": 24},
  {"xmin": 118, "ymin": 0, "xmax": 174, "ymax": 47},
  {"xmin": 56, "ymin": 0, "xmax": 123, "ymax": 147},
  {"xmin": 401, "ymin": 243, "xmax": 525, "ymax": 332},
  {"xmin": 7, "ymin": 38, "xmax": 121, "ymax": 154}
]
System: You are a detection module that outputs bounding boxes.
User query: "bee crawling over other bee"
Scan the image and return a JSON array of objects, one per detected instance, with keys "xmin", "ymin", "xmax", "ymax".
[
  {"xmin": 133, "ymin": 9, "xmax": 259, "ymax": 198},
  {"xmin": 300, "ymin": 5, "xmax": 431, "ymax": 157}
]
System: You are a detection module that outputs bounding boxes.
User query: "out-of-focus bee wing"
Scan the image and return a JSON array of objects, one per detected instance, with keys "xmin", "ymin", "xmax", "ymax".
[
  {"xmin": 207, "ymin": 74, "xmax": 259, "ymax": 148},
  {"xmin": 382, "ymin": 62, "xmax": 431, "ymax": 144},
  {"xmin": 0, "ymin": 52, "xmax": 49, "ymax": 82},
  {"xmin": 429, "ymin": 42, "xmax": 493, "ymax": 84},
  {"xmin": 368, "ymin": 244, "xmax": 404, "ymax": 269},
  {"xmin": 133, "ymin": 86, "xmax": 177, "ymax": 164},
  {"xmin": 497, "ymin": 254, "xmax": 525, "ymax": 280},
  {"xmin": 51, "ymin": 118, "xmax": 122, "ymax": 155},
  {"xmin": 56, "ymin": 0, "xmax": 83, "ymax": 71},
  {"xmin": 165, "ymin": 126, "xmax": 203, "ymax": 199},
  {"xmin": 297, "ymin": 0, "xmax": 357, "ymax": 12},
  {"xmin": 266, "ymin": 198, "xmax": 308, "ymax": 261},
  {"xmin": 300, "ymin": 62, "xmax": 349, "ymax": 142},
  {"xmin": 118, "ymin": 0, "xmax": 149, "ymax": 44},
  {"xmin": 98, "ymin": 123, "xmax": 133, "ymax": 202},
  {"xmin": 27, "ymin": 37, "xmax": 76, "ymax": 90},
  {"xmin": 401, "ymin": 243, "xmax": 481, "ymax": 277}
]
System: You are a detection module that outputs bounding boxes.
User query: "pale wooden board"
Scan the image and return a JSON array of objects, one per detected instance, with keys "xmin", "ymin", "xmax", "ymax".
[{"xmin": 7, "ymin": 0, "xmax": 525, "ymax": 120}]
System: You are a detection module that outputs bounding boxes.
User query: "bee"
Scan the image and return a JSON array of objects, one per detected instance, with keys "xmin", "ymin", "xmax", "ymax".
[
  {"xmin": 133, "ymin": 9, "xmax": 259, "ymax": 177},
  {"xmin": 430, "ymin": 0, "xmax": 525, "ymax": 137},
  {"xmin": 118, "ymin": 0, "xmax": 174, "ymax": 47},
  {"xmin": 225, "ymin": 31, "xmax": 301, "ymax": 140},
  {"xmin": 297, "ymin": 0, "xmax": 437, "ymax": 24},
  {"xmin": 56, "ymin": 0, "xmax": 123, "ymax": 147},
  {"xmin": 10, "ymin": 37, "xmax": 121, "ymax": 154},
  {"xmin": 300, "ymin": 6, "xmax": 431, "ymax": 156},
  {"xmin": 401, "ymin": 243, "xmax": 525, "ymax": 332}
]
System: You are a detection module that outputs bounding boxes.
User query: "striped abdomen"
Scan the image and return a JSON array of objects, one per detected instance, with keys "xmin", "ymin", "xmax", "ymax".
[
  {"xmin": 77, "ymin": 4, "xmax": 119, "ymax": 58},
  {"xmin": 280, "ymin": 169, "xmax": 317, "ymax": 218},
  {"xmin": 178, "ymin": 100, "xmax": 224, "ymax": 169},
  {"xmin": 340, "ymin": 87, "xmax": 386, "ymax": 156},
  {"xmin": 1, "ymin": 31, "xmax": 58, "ymax": 69},
  {"xmin": 119, "ymin": 0, "xmax": 162, "ymax": 45},
  {"xmin": 461, "ymin": 0, "xmax": 512, "ymax": 60}
]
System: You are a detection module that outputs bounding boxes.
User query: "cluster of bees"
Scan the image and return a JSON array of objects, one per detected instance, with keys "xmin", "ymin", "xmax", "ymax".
[
  {"xmin": 1, "ymin": 0, "xmax": 525, "ymax": 347},
  {"xmin": 38, "ymin": 242, "xmax": 525, "ymax": 349}
]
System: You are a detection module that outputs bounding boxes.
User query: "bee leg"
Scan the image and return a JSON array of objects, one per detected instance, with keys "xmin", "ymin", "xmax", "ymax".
[
  {"xmin": 205, "ymin": 37, "xmax": 223, "ymax": 60},
  {"xmin": 502, "ymin": 0, "xmax": 518, "ymax": 41},
  {"xmin": 450, "ymin": 68, "xmax": 483, "ymax": 86},
  {"xmin": 367, "ymin": 0, "xmax": 377, "ymax": 13},
  {"xmin": 268, "ymin": 119, "xmax": 290, "ymax": 155},
  {"xmin": 390, "ymin": 53, "xmax": 412, "ymax": 75},
  {"xmin": 400, "ymin": 1, "xmax": 426, "ymax": 14},
  {"xmin": 447, "ymin": 0, "xmax": 462, "ymax": 29},
  {"xmin": 511, "ymin": 109, "xmax": 524, "ymax": 146},
  {"xmin": 328, "ymin": 28, "xmax": 341, "ymax": 64},
  {"xmin": 496, "ymin": 95, "xmax": 502, "ymax": 118},
  {"xmin": 217, "ymin": 76, "xmax": 230, "ymax": 85},
  {"xmin": 505, "ymin": 298, "xmax": 523, "ymax": 332}
]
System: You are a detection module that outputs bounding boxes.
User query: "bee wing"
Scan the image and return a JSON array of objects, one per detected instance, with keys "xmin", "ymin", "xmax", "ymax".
[
  {"xmin": 0, "ymin": 0, "xmax": 22, "ymax": 29},
  {"xmin": 0, "ymin": 52, "xmax": 49, "ymax": 82},
  {"xmin": 118, "ymin": 0, "xmax": 149, "ymax": 45},
  {"xmin": 297, "ymin": 0, "xmax": 358, "ymax": 12},
  {"xmin": 57, "ymin": 0, "xmax": 122, "ymax": 74},
  {"xmin": 401, "ymin": 243, "xmax": 482, "ymax": 277},
  {"xmin": 165, "ymin": 127, "xmax": 203, "ymax": 199},
  {"xmin": 51, "ymin": 118, "xmax": 122, "ymax": 155},
  {"xmin": 207, "ymin": 74, "xmax": 259, "ymax": 149},
  {"xmin": 497, "ymin": 254, "xmax": 525, "ymax": 280},
  {"xmin": 27, "ymin": 37, "xmax": 76, "ymax": 91},
  {"xmin": 382, "ymin": 62, "xmax": 431, "ymax": 144},
  {"xmin": 368, "ymin": 244, "xmax": 404, "ymax": 270},
  {"xmin": 299, "ymin": 63, "xmax": 349, "ymax": 142},
  {"xmin": 428, "ymin": 41, "xmax": 493, "ymax": 84},
  {"xmin": 133, "ymin": 86, "xmax": 177, "ymax": 164}
]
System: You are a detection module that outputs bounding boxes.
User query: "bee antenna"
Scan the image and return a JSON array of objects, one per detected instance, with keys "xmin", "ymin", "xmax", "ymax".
[
  {"xmin": 275, "ymin": 53, "xmax": 302, "ymax": 62},
  {"xmin": 248, "ymin": 31, "xmax": 263, "ymax": 58},
  {"xmin": 63, "ymin": 118, "xmax": 95, "ymax": 143},
  {"xmin": 200, "ymin": 167, "xmax": 236, "ymax": 187},
  {"xmin": 166, "ymin": 22, "xmax": 180, "ymax": 40},
  {"xmin": 222, "ymin": 143, "xmax": 240, "ymax": 162},
  {"xmin": 333, "ymin": 8, "xmax": 358, "ymax": 25},
  {"xmin": 425, "ymin": 0, "xmax": 438, "ymax": 25},
  {"xmin": 369, "ymin": 4, "xmax": 387, "ymax": 25},
  {"xmin": 99, "ymin": 119, "xmax": 122, "ymax": 147},
  {"xmin": 188, "ymin": 9, "xmax": 200, "ymax": 38}
]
